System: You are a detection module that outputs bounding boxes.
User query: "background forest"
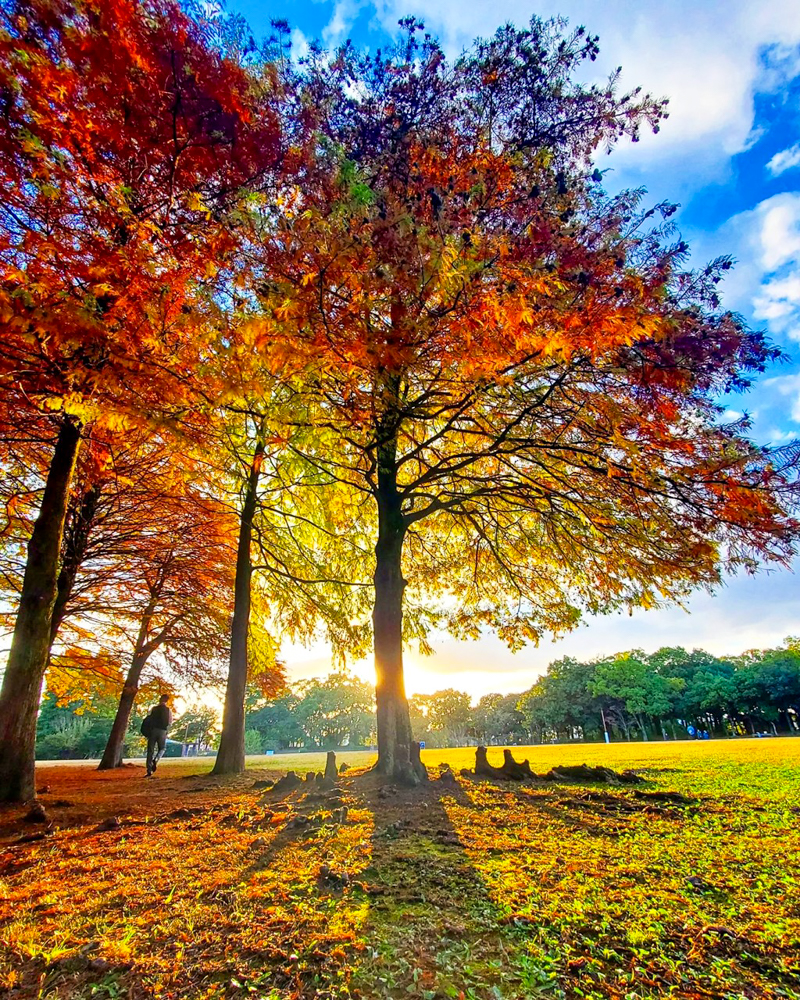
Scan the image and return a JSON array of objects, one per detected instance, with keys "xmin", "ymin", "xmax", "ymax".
[{"xmin": 35, "ymin": 639, "xmax": 800, "ymax": 759}]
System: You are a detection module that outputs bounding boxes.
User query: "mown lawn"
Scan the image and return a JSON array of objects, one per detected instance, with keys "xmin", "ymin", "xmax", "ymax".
[{"xmin": 2, "ymin": 739, "xmax": 799, "ymax": 999}]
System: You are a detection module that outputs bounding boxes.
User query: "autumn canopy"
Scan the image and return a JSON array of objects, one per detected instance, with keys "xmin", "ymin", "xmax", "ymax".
[{"xmin": 0, "ymin": 0, "xmax": 797, "ymax": 798}]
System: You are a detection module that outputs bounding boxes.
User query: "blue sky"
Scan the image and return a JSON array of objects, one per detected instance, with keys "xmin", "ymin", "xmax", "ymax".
[{"xmin": 228, "ymin": 0, "xmax": 800, "ymax": 698}]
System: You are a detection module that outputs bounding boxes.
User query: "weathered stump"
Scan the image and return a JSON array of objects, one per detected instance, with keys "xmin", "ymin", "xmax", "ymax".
[
  {"xmin": 475, "ymin": 745, "xmax": 503, "ymax": 779},
  {"xmin": 23, "ymin": 801, "xmax": 48, "ymax": 824},
  {"xmin": 272, "ymin": 771, "xmax": 302, "ymax": 794},
  {"xmin": 499, "ymin": 749, "xmax": 534, "ymax": 780},
  {"xmin": 324, "ymin": 751, "xmax": 338, "ymax": 782},
  {"xmin": 475, "ymin": 746, "xmax": 534, "ymax": 780}
]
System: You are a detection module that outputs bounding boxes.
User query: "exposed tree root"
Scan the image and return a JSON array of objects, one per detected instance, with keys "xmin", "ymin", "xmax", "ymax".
[
  {"xmin": 546, "ymin": 764, "xmax": 643, "ymax": 785},
  {"xmin": 469, "ymin": 747, "xmax": 644, "ymax": 785},
  {"xmin": 369, "ymin": 741, "xmax": 429, "ymax": 787}
]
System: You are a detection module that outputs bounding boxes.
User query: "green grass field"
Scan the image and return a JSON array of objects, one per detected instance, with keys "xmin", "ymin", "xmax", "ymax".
[{"xmin": 2, "ymin": 739, "xmax": 799, "ymax": 999}]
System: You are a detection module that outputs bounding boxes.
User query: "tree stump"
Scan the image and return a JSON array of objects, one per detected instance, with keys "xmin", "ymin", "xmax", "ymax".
[
  {"xmin": 324, "ymin": 751, "xmax": 337, "ymax": 782},
  {"xmin": 475, "ymin": 746, "xmax": 503, "ymax": 779},
  {"xmin": 474, "ymin": 747, "xmax": 537, "ymax": 781},
  {"xmin": 23, "ymin": 801, "xmax": 48, "ymax": 824},
  {"xmin": 499, "ymin": 749, "xmax": 534, "ymax": 780},
  {"xmin": 272, "ymin": 771, "xmax": 302, "ymax": 794}
]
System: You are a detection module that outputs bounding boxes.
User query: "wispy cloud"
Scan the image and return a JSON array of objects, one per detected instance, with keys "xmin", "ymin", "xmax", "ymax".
[
  {"xmin": 768, "ymin": 143, "xmax": 800, "ymax": 176},
  {"xmin": 750, "ymin": 194, "xmax": 800, "ymax": 342},
  {"xmin": 763, "ymin": 372, "xmax": 800, "ymax": 422},
  {"xmin": 323, "ymin": 0, "xmax": 365, "ymax": 47},
  {"xmin": 291, "ymin": 27, "xmax": 310, "ymax": 61}
]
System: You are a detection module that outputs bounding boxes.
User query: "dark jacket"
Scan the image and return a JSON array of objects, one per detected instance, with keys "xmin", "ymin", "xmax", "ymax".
[{"xmin": 150, "ymin": 703, "xmax": 172, "ymax": 732}]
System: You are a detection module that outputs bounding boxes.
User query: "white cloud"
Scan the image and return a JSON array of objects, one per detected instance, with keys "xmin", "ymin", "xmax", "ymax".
[
  {"xmin": 693, "ymin": 193, "xmax": 800, "ymax": 348},
  {"xmin": 747, "ymin": 193, "xmax": 800, "ymax": 342},
  {"xmin": 768, "ymin": 143, "xmax": 800, "ymax": 176},
  {"xmin": 755, "ymin": 273, "xmax": 800, "ymax": 330},
  {"xmin": 763, "ymin": 372, "xmax": 800, "ymax": 423},
  {"xmin": 323, "ymin": 0, "xmax": 365, "ymax": 47},
  {"xmin": 757, "ymin": 194, "xmax": 800, "ymax": 271},
  {"xmin": 291, "ymin": 27, "xmax": 310, "ymax": 61}
]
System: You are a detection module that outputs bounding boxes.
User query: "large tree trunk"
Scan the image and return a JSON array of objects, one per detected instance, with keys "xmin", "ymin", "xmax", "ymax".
[
  {"xmin": 372, "ymin": 425, "xmax": 426, "ymax": 785},
  {"xmin": 213, "ymin": 438, "xmax": 264, "ymax": 776},
  {"xmin": 0, "ymin": 418, "xmax": 81, "ymax": 802},
  {"xmin": 98, "ymin": 599, "xmax": 157, "ymax": 770}
]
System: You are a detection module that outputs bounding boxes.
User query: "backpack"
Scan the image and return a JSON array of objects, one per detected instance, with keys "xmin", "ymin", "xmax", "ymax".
[{"xmin": 140, "ymin": 713, "xmax": 154, "ymax": 737}]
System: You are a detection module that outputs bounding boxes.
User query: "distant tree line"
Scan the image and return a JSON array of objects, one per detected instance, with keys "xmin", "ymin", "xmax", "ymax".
[
  {"xmin": 246, "ymin": 640, "xmax": 800, "ymax": 749},
  {"xmin": 244, "ymin": 673, "xmax": 376, "ymax": 753},
  {"xmin": 517, "ymin": 642, "xmax": 800, "ymax": 742},
  {"xmin": 35, "ymin": 640, "xmax": 800, "ymax": 759},
  {"xmin": 35, "ymin": 692, "xmax": 220, "ymax": 761}
]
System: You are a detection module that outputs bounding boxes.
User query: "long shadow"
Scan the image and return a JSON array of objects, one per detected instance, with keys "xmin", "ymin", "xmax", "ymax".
[
  {"xmin": 232, "ymin": 765, "xmax": 680, "ymax": 998},
  {"xmin": 343, "ymin": 768, "xmax": 539, "ymax": 1000},
  {"xmin": 226, "ymin": 767, "xmax": 537, "ymax": 998},
  {"xmin": 242, "ymin": 781, "xmax": 348, "ymax": 875}
]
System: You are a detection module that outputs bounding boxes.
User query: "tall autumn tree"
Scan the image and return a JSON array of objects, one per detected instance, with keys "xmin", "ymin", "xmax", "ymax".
[
  {"xmin": 243, "ymin": 20, "xmax": 799, "ymax": 783},
  {"xmin": 207, "ymin": 389, "xmax": 369, "ymax": 775},
  {"xmin": 0, "ymin": 0, "xmax": 280, "ymax": 800}
]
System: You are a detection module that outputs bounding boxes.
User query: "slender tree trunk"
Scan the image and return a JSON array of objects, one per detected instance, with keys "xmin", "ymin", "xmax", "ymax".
[
  {"xmin": 371, "ymin": 423, "xmax": 426, "ymax": 785},
  {"xmin": 213, "ymin": 438, "xmax": 264, "ymax": 776},
  {"xmin": 98, "ymin": 598, "xmax": 157, "ymax": 770},
  {"xmin": 0, "ymin": 418, "xmax": 81, "ymax": 801},
  {"xmin": 49, "ymin": 482, "xmax": 103, "ymax": 648},
  {"xmin": 98, "ymin": 674, "xmax": 142, "ymax": 770}
]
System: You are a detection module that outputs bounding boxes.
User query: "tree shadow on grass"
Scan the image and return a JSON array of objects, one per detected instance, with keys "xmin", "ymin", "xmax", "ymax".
[
  {"xmin": 224, "ymin": 767, "xmax": 548, "ymax": 999},
  {"xmin": 343, "ymin": 769, "xmax": 548, "ymax": 1000}
]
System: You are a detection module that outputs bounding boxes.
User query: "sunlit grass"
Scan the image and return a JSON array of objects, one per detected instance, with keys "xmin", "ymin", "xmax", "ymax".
[{"xmin": 2, "ymin": 738, "xmax": 799, "ymax": 998}]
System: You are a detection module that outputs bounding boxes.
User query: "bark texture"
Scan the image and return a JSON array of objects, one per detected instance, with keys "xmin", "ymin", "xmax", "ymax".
[
  {"xmin": 49, "ymin": 481, "xmax": 102, "ymax": 646},
  {"xmin": 213, "ymin": 438, "xmax": 264, "ymax": 776},
  {"xmin": 0, "ymin": 418, "xmax": 81, "ymax": 801},
  {"xmin": 372, "ymin": 416, "xmax": 426, "ymax": 785}
]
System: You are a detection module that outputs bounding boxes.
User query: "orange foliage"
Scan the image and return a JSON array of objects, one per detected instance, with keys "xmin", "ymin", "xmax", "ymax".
[{"xmin": 0, "ymin": 0, "xmax": 280, "ymax": 434}]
